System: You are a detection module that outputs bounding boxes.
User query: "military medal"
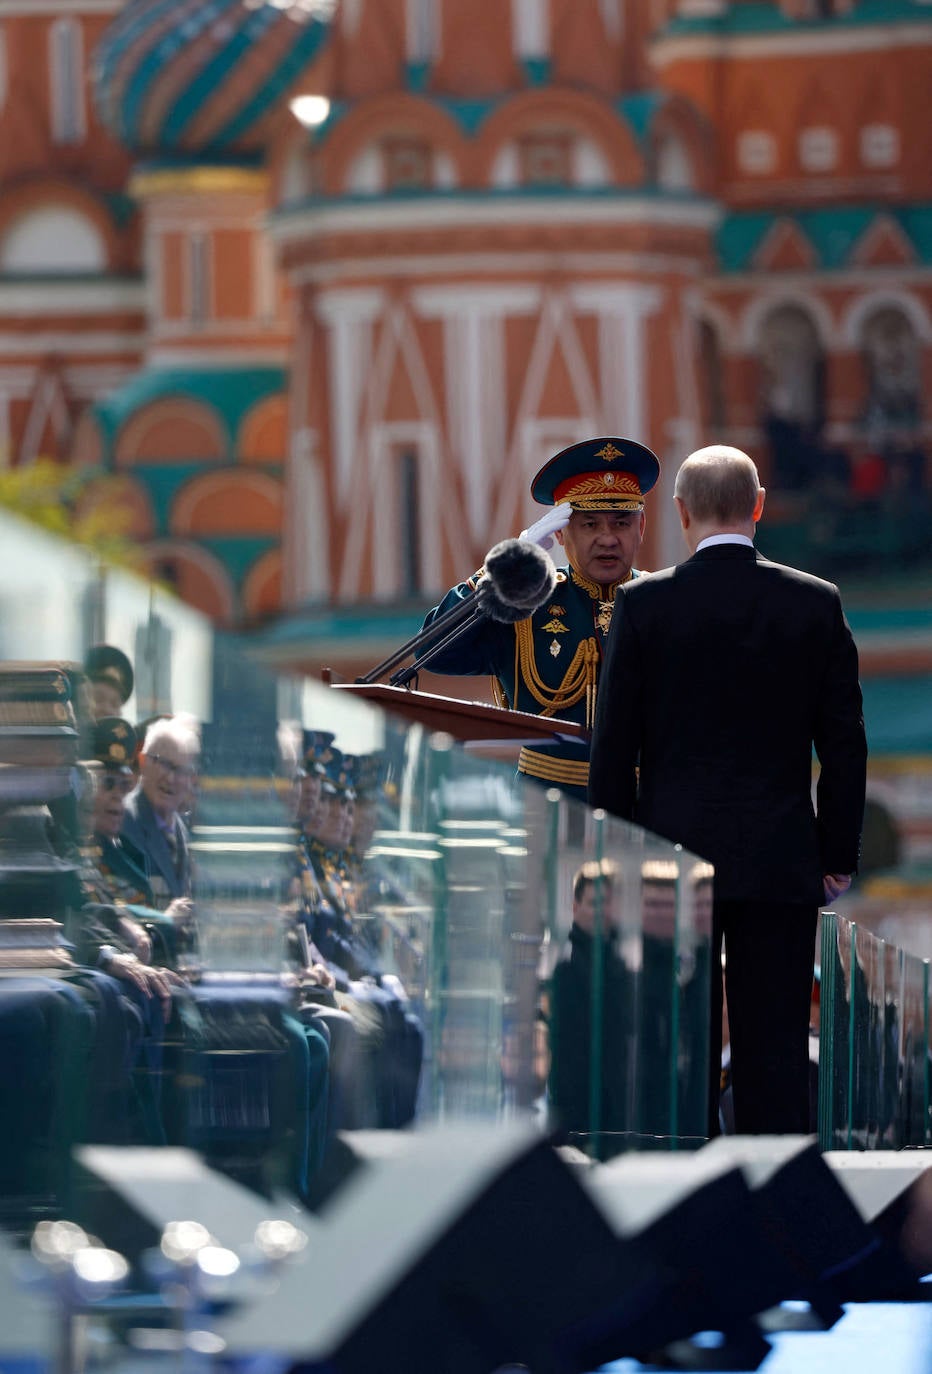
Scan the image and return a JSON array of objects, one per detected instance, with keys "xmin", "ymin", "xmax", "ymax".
[{"xmin": 596, "ymin": 601, "xmax": 614, "ymax": 635}]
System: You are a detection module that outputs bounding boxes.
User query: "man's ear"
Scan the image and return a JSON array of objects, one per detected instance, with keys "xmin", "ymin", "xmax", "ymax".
[
  {"xmin": 674, "ymin": 496, "xmax": 689, "ymax": 531},
  {"xmin": 553, "ymin": 527, "xmax": 566, "ymax": 547},
  {"xmin": 753, "ymin": 487, "xmax": 766, "ymax": 523}
]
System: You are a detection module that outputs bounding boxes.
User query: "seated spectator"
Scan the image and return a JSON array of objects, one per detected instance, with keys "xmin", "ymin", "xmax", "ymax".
[{"xmin": 122, "ymin": 717, "xmax": 199, "ymax": 907}]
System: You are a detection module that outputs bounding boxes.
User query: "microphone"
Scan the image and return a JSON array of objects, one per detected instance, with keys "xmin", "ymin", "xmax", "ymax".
[
  {"xmin": 476, "ymin": 538, "xmax": 558, "ymax": 624},
  {"xmin": 370, "ymin": 540, "xmax": 559, "ymax": 687}
]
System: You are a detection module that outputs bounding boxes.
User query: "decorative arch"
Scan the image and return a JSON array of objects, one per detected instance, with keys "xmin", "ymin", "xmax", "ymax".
[
  {"xmin": 647, "ymin": 95, "xmax": 716, "ymax": 196},
  {"xmin": 475, "ymin": 88, "xmax": 644, "ymax": 186},
  {"xmin": 115, "ymin": 397, "xmax": 228, "ymax": 466},
  {"xmin": 756, "ymin": 302, "xmax": 826, "ymax": 426},
  {"xmin": 0, "ymin": 178, "xmax": 126, "ymax": 273},
  {"xmin": 840, "ymin": 290, "xmax": 932, "ymax": 348},
  {"xmin": 242, "ymin": 548, "xmax": 283, "ymax": 620},
  {"xmin": 171, "ymin": 469, "xmax": 283, "ymax": 536},
  {"xmin": 142, "ymin": 540, "xmax": 235, "ymax": 626},
  {"xmin": 319, "ymin": 93, "xmax": 470, "ymax": 196},
  {"xmin": 237, "ymin": 393, "xmax": 288, "ymax": 463},
  {"xmin": 75, "ymin": 473, "xmax": 155, "ymax": 541},
  {"xmin": 739, "ymin": 290, "xmax": 836, "ymax": 353}
]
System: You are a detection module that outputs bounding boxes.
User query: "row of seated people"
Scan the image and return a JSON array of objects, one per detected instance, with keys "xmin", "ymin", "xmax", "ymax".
[{"xmin": 0, "ymin": 653, "xmax": 423, "ymax": 1213}]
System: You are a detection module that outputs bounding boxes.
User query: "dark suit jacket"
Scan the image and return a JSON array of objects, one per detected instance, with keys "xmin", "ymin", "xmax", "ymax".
[
  {"xmin": 588, "ymin": 544, "xmax": 867, "ymax": 905},
  {"xmin": 121, "ymin": 786, "xmax": 192, "ymax": 904}
]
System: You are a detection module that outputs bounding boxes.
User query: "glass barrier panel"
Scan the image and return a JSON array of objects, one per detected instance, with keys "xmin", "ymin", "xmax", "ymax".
[
  {"xmin": 820, "ymin": 912, "xmax": 932, "ymax": 1151},
  {"xmin": 899, "ymin": 950, "xmax": 931, "ymax": 1148}
]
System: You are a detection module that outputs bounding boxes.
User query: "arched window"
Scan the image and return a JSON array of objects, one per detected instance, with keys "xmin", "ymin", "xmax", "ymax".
[
  {"xmin": 861, "ymin": 307, "xmax": 921, "ymax": 437},
  {"xmin": 1, "ymin": 206, "xmax": 106, "ymax": 273},
  {"xmin": 758, "ymin": 305, "xmax": 824, "ymax": 490},
  {"xmin": 698, "ymin": 320, "xmax": 726, "ymax": 431},
  {"xmin": 407, "ymin": 0, "xmax": 439, "ymax": 63},
  {"xmin": 49, "ymin": 18, "xmax": 85, "ymax": 145},
  {"xmin": 656, "ymin": 133, "xmax": 694, "ymax": 192},
  {"xmin": 512, "ymin": 0, "xmax": 549, "ymax": 58}
]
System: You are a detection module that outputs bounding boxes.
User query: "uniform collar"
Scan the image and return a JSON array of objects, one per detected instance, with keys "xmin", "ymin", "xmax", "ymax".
[{"xmin": 569, "ymin": 566, "xmax": 634, "ymax": 600}]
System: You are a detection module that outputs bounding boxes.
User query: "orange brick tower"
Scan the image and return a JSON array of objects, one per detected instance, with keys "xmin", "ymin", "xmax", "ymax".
[
  {"xmin": 78, "ymin": 0, "xmax": 333, "ymax": 625},
  {"xmin": 3, "ymin": 2, "xmax": 929, "ymax": 663},
  {"xmin": 0, "ymin": 3, "xmax": 140, "ymax": 469}
]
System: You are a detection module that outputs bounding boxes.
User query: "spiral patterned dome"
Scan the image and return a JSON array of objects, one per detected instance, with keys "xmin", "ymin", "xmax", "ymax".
[{"xmin": 93, "ymin": 0, "xmax": 335, "ymax": 157}]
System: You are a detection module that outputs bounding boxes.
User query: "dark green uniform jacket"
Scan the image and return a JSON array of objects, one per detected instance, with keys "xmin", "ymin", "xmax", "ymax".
[{"xmin": 420, "ymin": 564, "xmax": 642, "ymax": 801}]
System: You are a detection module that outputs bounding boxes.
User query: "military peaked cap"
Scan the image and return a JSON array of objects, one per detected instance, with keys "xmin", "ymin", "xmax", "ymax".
[
  {"xmin": 91, "ymin": 716, "xmax": 137, "ymax": 772},
  {"xmin": 531, "ymin": 437, "xmax": 660, "ymax": 511},
  {"xmin": 84, "ymin": 644, "xmax": 134, "ymax": 703}
]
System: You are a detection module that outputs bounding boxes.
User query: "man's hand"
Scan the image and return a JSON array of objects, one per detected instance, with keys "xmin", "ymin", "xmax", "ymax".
[
  {"xmin": 104, "ymin": 952, "xmax": 176, "ymax": 1019},
  {"xmin": 520, "ymin": 504, "xmax": 571, "ymax": 551},
  {"xmin": 165, "ymin": 897, "xmax": 195, "ymax": 931},
  {"xmin": 822, "ymin": 873, "xmax": 853, "ymax": 905},
  {"xmin": 116, "ymin": 915, "xmax": 151, "ymax": 963},
  {"xmin": 304, "ymin": 963, "xmax": 336, "ymax": 991}
]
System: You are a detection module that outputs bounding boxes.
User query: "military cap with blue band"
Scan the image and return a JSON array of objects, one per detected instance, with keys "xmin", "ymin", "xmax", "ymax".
[
  {"xmin": 530, "ymin": 436, "xmax": 661, "ymax": 511},
  {"xmin": 300, "ymin": 729, "xmax": 335, "ymax": 778},
  {"xmin": 91, "ymin": 716, "xmax": 137, "ymax": 772},
  {"xmin": 84, "ymin": 644, "xmax": 134, "ymax": 703}
]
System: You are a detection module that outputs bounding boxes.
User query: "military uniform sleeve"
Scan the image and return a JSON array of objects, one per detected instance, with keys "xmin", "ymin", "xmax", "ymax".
[{"xmin": 415, "ymin": 574, "xmax": 513, "ymax": 678}]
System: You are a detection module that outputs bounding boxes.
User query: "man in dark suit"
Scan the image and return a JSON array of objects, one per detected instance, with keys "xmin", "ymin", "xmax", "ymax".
[
  {"xmin": 122, "ymin": 716, "xmax": 199, "ymax": 907},
  {"xmin": 588, "ymin": 445, "xmax": 867, "ymax": 1136}
]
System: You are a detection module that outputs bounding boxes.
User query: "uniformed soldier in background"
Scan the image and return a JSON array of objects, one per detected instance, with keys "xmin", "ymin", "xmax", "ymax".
[
  {"xmin": 418, "ymin": 437, "xmax": 660, "ymax": 801},
  {"xmin": 84, "ymin": 644, "xmax": 134, "ymax": 722}
]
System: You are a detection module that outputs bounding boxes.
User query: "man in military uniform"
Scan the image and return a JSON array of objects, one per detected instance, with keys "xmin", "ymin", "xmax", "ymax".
[
  {"xmin": 84, "ymin": 645, "xmax": 134, "ymax": 722},
  {"xmin": 419, "ymin": 437, "xmax": 660, "ymax": 801},
  {"xmin": 75, "ymin": 717, "xmax": 179, "ymax": 1009},
  {"xmin": 294, "ymin": 737, "xmax": 423, "ymax": 1126}
]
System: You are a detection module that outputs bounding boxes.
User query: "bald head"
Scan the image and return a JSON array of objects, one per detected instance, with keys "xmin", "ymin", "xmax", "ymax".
[{"xmin": 673, "ymin": 445, "xmax": 765, "ymax": 551}]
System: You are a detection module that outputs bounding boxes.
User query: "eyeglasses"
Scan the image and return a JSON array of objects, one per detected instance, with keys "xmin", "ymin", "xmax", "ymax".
[
  {"xmin": 100, "ymin": 773, "xmax": 133, "ymax": 795},
  {"xmin": 148, "ymin": 752, "xmax": 196, "ymax": 780}
]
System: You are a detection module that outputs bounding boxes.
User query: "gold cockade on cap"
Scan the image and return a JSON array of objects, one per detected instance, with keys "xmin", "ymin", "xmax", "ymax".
[{"xmin": 595, "ymin": 442, "xmax": 623, "ymax": 462}]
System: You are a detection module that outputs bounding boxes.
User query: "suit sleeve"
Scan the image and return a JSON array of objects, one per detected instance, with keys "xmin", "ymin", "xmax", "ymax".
[
  {"xmin": 587, "ymin": 587, "xmax": 642, "ymax": 820},
  {"xmin": 813, "ymin": 591, "xmax": 868, "ymax": 875}
]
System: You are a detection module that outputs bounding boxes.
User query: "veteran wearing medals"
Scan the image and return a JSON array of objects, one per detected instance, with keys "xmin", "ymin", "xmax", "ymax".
[{"xmin": 419, "ymin": 437, "xmax": 660, "ymax": 801}]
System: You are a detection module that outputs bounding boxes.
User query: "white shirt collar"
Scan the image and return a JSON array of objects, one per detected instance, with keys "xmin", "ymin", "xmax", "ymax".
[{"xmin": 696, "ymin": 534, "xmax": 755, "ymax": 552}]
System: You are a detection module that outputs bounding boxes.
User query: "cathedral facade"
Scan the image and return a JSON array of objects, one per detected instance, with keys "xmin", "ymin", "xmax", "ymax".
[{"xmin": 0, "ymin": 0, "xmax": 929, "ymax": 677}]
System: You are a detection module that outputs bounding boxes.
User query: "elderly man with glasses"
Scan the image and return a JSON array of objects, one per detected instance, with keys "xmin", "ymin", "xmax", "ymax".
[{"xmin": 122, "ymin": 716, "xmax": 200, "ymax": 908}]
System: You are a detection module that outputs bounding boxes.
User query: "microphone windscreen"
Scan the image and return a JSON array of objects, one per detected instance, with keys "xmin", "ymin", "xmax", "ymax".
[
  {"xmin": 483, "ymin": 538, "xmax": 557, "ymax": 613},
  {"xmin": 476, "ymin": 580, "xmax": 538, "ymax": 624}
]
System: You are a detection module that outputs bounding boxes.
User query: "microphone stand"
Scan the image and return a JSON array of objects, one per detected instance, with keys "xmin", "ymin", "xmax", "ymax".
[
  {"xmin": 389, "ymin": 604, "xmax": 483, "ymax": 687},
  {"xmin": 356, "ymin": 589, "xmax": 481, "ymax": 685}
]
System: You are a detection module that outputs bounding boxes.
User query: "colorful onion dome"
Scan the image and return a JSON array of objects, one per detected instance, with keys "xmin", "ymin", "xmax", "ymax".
[{"xmin": 93, "ymin": 0, "xmax": 334, "ymax": 157}]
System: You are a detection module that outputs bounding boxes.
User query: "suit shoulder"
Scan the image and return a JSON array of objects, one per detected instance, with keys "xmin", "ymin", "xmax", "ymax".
[
  {"xmin": 620, "ymin": 565, "xmax": 677, "ymax": 597},
  {"xmin": 755, "ymin": 555, "xmax": 840, "ymax": 599}
]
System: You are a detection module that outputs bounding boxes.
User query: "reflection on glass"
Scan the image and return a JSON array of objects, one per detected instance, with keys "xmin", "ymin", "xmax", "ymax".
[
  {"xmin": 819, "ymin": 912, "xmax": 931, "ymax": 1150},
  {"xmin": 0, "ymin": 633, "xmax": 724, "ymax": 1234}
]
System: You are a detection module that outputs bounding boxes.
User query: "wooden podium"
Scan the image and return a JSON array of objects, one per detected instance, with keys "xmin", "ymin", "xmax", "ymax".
[{"xmin": 326, "ymin": 681, "xmax": 586, "ymax": 748}]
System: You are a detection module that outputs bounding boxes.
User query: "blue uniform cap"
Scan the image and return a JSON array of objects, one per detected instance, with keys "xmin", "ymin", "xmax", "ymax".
[{"xmin": 530, "ymin": 436, "xmax": 661, "ymax": 511}]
